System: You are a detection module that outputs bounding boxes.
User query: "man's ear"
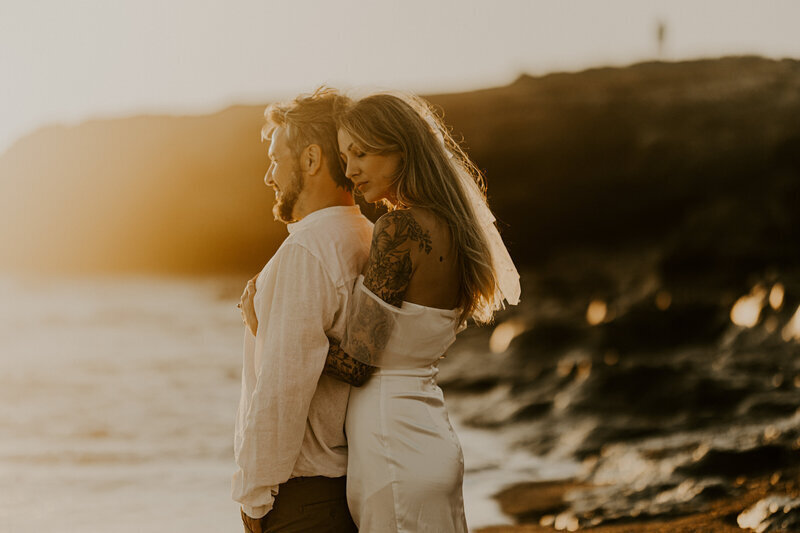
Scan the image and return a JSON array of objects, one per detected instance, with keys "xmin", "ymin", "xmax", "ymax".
[{"xmin": 301, "ymin": 144, "xmax": 323, "ymax": 176}]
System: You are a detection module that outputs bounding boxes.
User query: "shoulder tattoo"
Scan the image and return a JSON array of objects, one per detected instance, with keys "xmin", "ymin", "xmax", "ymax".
[{"xmin": 364, "ymin": 211, "xmax": 432, "ymax": 306}]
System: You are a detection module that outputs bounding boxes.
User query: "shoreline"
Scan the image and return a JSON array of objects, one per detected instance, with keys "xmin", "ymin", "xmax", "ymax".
[{"xmin": 454, "ymin": 418, "xmax": 581, "ymax": 529}]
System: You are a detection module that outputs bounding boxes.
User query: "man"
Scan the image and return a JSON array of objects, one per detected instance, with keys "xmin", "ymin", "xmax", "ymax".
[{"xmin": 232, "ymin": 88, "xmax": 373, "ymax": 532}]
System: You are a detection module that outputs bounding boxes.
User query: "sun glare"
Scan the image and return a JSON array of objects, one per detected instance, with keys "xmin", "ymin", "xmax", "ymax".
[
  {"xmin": 730, "ymin": 285, "xmax": 766, "ymax": 328},
  {"xmin": 655, "ymin": 290, "xmax": 672, "ymax": 311},
  {"xmin": 489, "ymin": 319, "xmax": 526, "ymax": 354},
  {"xmin": 781, "ymin": 305, "xmax": 800, "ymax": 342},
  {"xmin": 769, "ymin": 283, "xmax": 785, "ymax": 310},
  {"xmin": 586, "ymin": 300, "xmax": 608, "ymax": 326}
]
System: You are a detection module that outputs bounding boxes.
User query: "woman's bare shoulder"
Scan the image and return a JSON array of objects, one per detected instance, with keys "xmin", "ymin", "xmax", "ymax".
[{"xmin": 407, "ymin": 207, "xmax": 452, "ymax": 246}]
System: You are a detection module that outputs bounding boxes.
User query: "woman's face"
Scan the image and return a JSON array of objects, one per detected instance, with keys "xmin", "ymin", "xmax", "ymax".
[{"xmin": 338, "ymin": 128, "xmax": 402, "ymax": 204}]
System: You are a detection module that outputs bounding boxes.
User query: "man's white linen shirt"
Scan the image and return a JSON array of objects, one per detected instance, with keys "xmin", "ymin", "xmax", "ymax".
[{"xmin": 232, "ymin": 206, "xmax": 373, "ymax": 519}]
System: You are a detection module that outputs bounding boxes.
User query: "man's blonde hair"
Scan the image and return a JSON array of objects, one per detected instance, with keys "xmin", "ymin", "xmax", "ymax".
[{"xmin": 262, "ymin": 87, "xmax": 352, "ymax": 191}]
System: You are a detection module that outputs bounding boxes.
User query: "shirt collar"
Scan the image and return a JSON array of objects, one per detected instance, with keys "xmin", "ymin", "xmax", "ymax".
[{"xmin": 287, "ymin": 205, "xmax": 363, "ymax": 234}]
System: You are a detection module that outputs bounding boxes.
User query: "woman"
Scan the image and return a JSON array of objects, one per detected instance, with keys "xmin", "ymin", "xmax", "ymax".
[{"xmin": 321, "ymin": 93, "xmax": 520, "ymax": 532}]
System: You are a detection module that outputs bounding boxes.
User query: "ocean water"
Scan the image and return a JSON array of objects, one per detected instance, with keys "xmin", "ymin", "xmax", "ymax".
[{"xmin": 0, "ymin": 276, "xmax": 573, "ymax": 532}]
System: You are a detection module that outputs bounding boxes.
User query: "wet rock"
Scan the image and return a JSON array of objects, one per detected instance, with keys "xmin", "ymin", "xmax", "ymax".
[
  {"xmin": 569, "ymin": 363, "xmax": 749, "ymax": 419},
  {"xmin": 493, "ymin": 480, "xmax": 588, "ymax": 522},
  {"xmin": 737, "ymin": 494, "xmax": 800, "ymax": 532},
  {"xmin": 566, "ymin": 477, "xmax": 732, "ymax": 527},
  {"xmin": 677, "ymin": 445, "xmax": 800, "ymax": 479},
  {"xmin": 599, "ymin": 301, "xmax": 730, "ymax": 352},
  {"xmin": 557, "ymin": 415, "xmax": 800, "ymax": 527}
]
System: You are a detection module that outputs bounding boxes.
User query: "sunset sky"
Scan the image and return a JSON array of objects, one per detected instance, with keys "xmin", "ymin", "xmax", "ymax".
[{"xmin": 2, "ymin": 0, "xmax": 799, "ymax": 155}]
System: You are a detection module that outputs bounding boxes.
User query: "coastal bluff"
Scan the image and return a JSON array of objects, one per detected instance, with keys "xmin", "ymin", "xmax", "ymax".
[{"xmin": 1, "ymin": 56, "xmax": 797, "ymax": 275}]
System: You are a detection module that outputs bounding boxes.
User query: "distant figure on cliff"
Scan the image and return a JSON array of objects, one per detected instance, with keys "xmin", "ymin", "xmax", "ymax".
[{"xmin": 657, "ymin": 19, "xmax": 667, "ymax": 58}]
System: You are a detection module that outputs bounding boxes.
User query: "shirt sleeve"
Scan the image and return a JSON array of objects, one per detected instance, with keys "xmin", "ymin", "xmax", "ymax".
[{"xmin": 231, "ymin": 243, "xmax": 339, "ymax": 518}]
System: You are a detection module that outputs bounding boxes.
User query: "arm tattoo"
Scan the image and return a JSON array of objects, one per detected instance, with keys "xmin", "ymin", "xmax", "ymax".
[
  {"xmin": 322, "ymin": 339, "xmax": 375, "ymax": 386},
  {"xmin": 323, "ymin": 211, "xmax": 431, "ymax": 387},
  {"xmin": 363, "ymin": 210, "xmax": 432, "ymax": 306}
]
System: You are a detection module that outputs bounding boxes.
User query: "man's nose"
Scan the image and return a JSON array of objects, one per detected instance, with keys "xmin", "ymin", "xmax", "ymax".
[{"xmin": 264, "ymin": 164, "xmax": 275, "ymax": 186}]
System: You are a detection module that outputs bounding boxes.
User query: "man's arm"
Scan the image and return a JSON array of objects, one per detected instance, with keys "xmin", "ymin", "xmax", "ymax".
[
  {"xmin": 232, "ymin": 243, "xmax": 337, "ymax": 518},
  {"xmin": 240, "ymin": 269, "xmax": 371, "ymax": 387},
  {"xmin": 321, "ymin": 211, "xmax": 433, "ymax": 386}
]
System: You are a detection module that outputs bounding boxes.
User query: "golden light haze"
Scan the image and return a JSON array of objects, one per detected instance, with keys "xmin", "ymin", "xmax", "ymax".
[
  {"xmin": 0, "ymin": 109, "xmax": 281, "ymax": 275},
  {"xmin": 2, "ymin": 1, "xmax": 800, "ymax": 274},
  {"xmin": 2, "ymin": 0, "xmax": 800, "ymax": 154}
]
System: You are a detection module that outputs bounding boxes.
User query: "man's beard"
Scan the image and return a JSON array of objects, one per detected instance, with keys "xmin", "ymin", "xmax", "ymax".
[{"xmin": 272, "ymin": 169, "xmax": 304, "ymax": 223}]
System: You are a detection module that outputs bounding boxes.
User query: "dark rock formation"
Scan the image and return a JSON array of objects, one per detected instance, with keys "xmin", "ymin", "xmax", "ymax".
[
  {"xmin": 2, "ymin": 56, "xmax": 799, "ymax": 276},
  {"xmin": 432, "ymin": 57, "xmax": 800, "ymax": 528}
]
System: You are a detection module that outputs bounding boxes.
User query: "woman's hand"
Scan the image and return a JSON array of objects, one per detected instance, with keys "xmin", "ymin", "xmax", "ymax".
[{"xmin": 238, "ymin": 275, "xmax": 259, "ymax": 336}]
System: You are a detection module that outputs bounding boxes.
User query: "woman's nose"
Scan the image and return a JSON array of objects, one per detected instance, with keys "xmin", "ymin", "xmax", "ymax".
[{"xmin": 345, "ymin": 160, "xmax": 357, "ymax": 179}]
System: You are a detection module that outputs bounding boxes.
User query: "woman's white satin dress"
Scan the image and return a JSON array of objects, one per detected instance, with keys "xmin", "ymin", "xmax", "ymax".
[{"xmin": 344, "ymin": 278, "xmax": 467, "ymax": 532}]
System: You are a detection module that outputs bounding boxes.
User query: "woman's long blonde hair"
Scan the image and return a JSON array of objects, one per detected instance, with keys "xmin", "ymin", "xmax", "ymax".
[{"xmin": 337, "ymin": 93, "xmax": 502, "ymax": 324}]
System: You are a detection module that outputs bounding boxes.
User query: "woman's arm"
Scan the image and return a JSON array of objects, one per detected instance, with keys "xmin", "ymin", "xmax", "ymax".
[
  {"xmin": 322, "ymin": 210, "xmax": 433, "ymax": 386},
  {"xmin": 322, "ymin": 341, "xmax": 374, "ymax": 386},
  {"xmin": 239, "ymin": 274, "xmax": 259, "ymax": 336}
]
